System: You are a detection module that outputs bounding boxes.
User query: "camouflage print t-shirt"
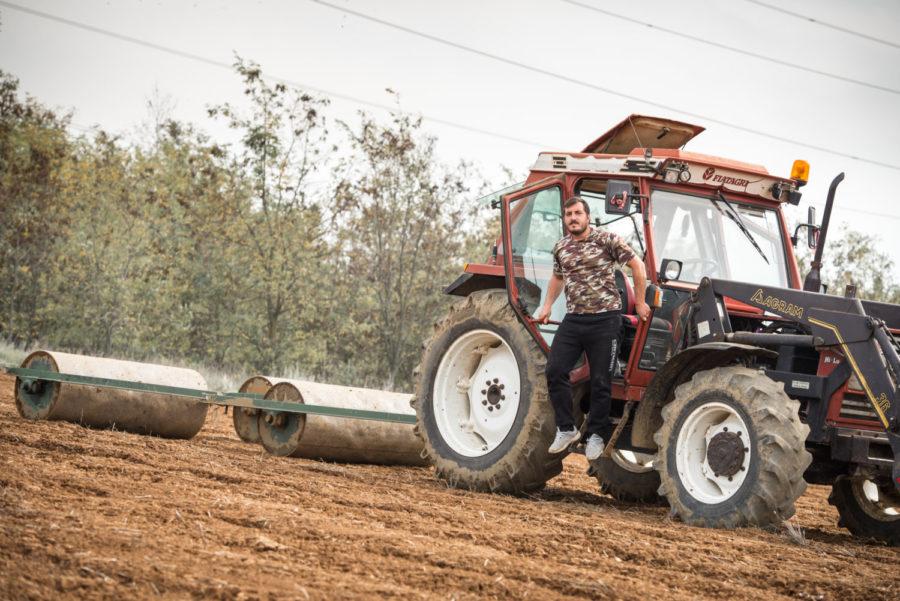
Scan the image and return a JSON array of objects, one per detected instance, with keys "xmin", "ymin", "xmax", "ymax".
[{"xmin": 552, "ymin": 228, "xmax": 636, "ymax": 314}]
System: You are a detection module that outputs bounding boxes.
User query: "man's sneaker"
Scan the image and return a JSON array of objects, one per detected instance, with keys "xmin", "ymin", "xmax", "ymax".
[
  {"xmin": 548, "ymin": 428, "xmax": 581, "ymax": 454},
  {"xmin": 585, "ymin": 434, "xmax": 605, "ymax": 461}
]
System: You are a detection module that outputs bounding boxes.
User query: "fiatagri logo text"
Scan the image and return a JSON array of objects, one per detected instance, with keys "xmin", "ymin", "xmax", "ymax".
[{"xmin": 702, "ymin": 167, "xmax": 751, "ymax": 188}]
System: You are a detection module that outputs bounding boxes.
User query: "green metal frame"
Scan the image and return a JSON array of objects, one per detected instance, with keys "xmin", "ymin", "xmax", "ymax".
[{"xmin": 3, "ymin": 365, "xmax": 417, "ymax": 425}]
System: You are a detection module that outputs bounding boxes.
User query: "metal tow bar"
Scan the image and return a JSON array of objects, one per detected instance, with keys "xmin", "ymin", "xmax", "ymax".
[{"xmin": 2, "ymin": 365, "xmax": 417, "ymax": 425}]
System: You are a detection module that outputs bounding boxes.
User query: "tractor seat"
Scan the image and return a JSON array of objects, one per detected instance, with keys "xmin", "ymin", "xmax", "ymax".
[{"xmin": 614, "ymin": 269, "xmax": 636, "ymax": 322}]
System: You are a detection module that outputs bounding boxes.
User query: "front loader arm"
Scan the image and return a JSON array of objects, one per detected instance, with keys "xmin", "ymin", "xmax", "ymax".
[{"xmin": 693, "ymin": 278, "xmax": 900, "ymax": 491}]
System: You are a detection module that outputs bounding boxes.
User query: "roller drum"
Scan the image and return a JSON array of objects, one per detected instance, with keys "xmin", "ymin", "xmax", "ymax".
[
  {"xmin": 258, "ymin": 380, "xmax": 428, "ymax": 466},
  {"xmin": 14, "ymin": 350, "xmax": 208, "ymax": 439}
]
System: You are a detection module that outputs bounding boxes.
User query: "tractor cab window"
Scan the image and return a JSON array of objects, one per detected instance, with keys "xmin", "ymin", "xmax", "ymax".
[
  {"xmin": 575, "ymin": 178, "xmax": 645, "ymax": 254},
  {"xmin": 650, "ymin": 190, "xmax": 789, "ymax": 287},
  {"xmin": 508, "ymin": 186, "xmax": 565, "ymax": 344}
]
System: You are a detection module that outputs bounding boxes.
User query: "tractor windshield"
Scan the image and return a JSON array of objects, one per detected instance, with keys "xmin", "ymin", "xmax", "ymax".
[{"xmin": 650, "ymin": 189, "xmax": 789, "ymax": 287}]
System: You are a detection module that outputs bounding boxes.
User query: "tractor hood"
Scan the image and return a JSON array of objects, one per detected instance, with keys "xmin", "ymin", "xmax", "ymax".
[{"xmin": 583, "ymin": 115, "xmax": 705, "ymax": 154}]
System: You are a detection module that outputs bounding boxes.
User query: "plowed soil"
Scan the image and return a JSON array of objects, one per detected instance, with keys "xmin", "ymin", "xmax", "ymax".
[{"xmin": 1, "ymin": 373, "xmax": 897, "ymax": 600}]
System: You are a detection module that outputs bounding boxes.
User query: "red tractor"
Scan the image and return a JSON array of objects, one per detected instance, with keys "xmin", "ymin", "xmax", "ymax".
[{"xmin": 412, "ymin": 115, "xmax": 900, "ymax": 545}]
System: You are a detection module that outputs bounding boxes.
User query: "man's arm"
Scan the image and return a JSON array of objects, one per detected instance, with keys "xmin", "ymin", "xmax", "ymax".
[
  {"xmin": 627, "ymin": 256, "xmax": 651, "ymax": 322},
  {"xmin": 535, "ymin": 273, "xmax": 563, "ymax": 324}
]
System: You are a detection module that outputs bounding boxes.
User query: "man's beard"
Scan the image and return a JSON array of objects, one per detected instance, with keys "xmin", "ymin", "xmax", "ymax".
[{"xmin": 567, "ymin": 221, "xmax": 587, "ymax": 235}]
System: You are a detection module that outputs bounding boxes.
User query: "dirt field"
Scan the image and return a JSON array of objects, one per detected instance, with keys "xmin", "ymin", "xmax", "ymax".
[{"xmin": 0, "ymin": 373, "xmax": 898, "ymax": 600}]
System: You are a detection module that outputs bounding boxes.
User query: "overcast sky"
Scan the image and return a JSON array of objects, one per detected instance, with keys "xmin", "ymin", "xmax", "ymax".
[{"xmin": 3, "ymin": 0, "xmax": 900, "ymax": 276}]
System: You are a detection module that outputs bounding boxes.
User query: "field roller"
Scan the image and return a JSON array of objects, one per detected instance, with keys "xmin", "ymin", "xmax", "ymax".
[
  {"xmin": 7, "ymin": 350, "xmax": 428, "ymax": 466},
  {"xmin": 14, "ymin": 350, "xmax": 208, "ymax": 439},
  {"xmin": 257, "ymin": 379, "xmax": 428, "ymax": 466}
]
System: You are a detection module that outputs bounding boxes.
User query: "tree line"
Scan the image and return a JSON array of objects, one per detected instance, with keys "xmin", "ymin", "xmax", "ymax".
[
  {"xmin": 2, "ymin": 61, "xmax": 897, "ymax": 390},
  {"xmin": 0, "ymin": 61, "xmax": 493, "ymax": 390}
]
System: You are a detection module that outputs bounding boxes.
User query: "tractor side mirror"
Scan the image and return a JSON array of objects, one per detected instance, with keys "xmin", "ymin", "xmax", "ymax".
[
  {"xmin": 806, "ymin": 206, "xmax": 819, "ymax": 249},
  {"xmin": 790, "ymin": 206, "xmax": 820, "ymax": 249},
  {"xmin": 605, "ymin": 180, "xmax": 632, "ymax": 215},
  {"xmin": 658, "ymin": 258, "xmax": 683, "ymax": 283},
  {"xmin": 807, "ymin": 226, "xmax": 820, "ymax": 249}
]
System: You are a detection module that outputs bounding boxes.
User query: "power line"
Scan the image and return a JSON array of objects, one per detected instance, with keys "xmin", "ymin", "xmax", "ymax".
[
  {"xmin": 743, "ymin": 0, "xmax": 900, "ymax": 50},
  {"xmin": 562, "ymin": 0, "xmax": 900, "ymax": 96},
  {"xmin": 0, "ymin": 0, "xmax": 547, "ymax": 149},
  {"xmin": 309, "ymin": 0, "xmax": 900, "ymax": 172},
  {"xmin": 5, "ymin": 0, "xmax": 900, "ymax": 176},
  {"xmin": 798, "ymin": 202, "xmax": 900, "ymax": 223}
]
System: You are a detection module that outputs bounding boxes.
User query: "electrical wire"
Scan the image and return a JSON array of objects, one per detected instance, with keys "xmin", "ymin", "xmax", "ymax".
[
  {"xmin": 561, "ymin": 0, "xmax": 900, "ymax": 96},
  {"xmin": 0, "ymin": 1, "xmax": 548, "ymax": 149},
  {"xmin": 308, "ymin": 0, "xmax": 900, "ymax": 172},
  {"xmin": 743, "ymin": 0, "xmax": 900, "ymax": 50},
  {"xmin": 803, "ymin": 200, "xmax": 900, "ymax": 222},
  {"xmin": 4, "ymin": 0, "xmax": 900, "ymax": 180}
]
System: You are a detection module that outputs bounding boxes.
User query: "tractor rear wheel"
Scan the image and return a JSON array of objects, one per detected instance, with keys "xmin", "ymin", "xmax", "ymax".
[
  {"xmin": 654, "ymin": 366, "xmax": 811, "ymax": 528},
  {"xmin": 591, "ymin": 450, "xmax": 664, "ymax": 504},
  {"xmin": 412, "ymin": 289, "xmax": 562, "ymax": 493},
  {"xmin": 828, "ymin": 475, "xmax": 900, "ymax": 546}
]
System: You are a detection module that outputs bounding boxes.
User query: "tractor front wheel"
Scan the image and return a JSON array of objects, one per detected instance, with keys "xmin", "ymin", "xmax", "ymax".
[
  {"xmin": 828, "ymin": 475, "xmax": 900, "ymax": 545},
  {"xmin": 654, "ymin": 366, "xmax": 811, "ymax": 528},
  {"xmin": 412, "ymin": 289, "xmax": 562, "ymax": 494}
]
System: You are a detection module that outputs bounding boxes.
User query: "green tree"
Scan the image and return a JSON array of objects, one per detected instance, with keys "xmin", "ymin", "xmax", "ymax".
[
  {"xmin": 126, "ymin": 120, "xmax": 246, "ymax": 365},
  {"xmin": 207, "ymin": 58, "xmax": 331, "ymax": 373},
  {"xmin": 330, "ymin": 106, "xmax": 490, "ymax": 389},
  {"xmin": 795, "ymin": 225, "xmax": 900, "ymax": 303},
  {"xmin": 0, "ymin": 71, "xmax": 73, "ymax": 346},
  {"xmin": 40, "ymin": 131, "xmax": 145, "ymax": 355}
]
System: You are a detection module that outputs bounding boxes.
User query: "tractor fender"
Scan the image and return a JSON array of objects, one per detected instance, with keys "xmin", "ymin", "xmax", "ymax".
[
  {"xmin": 630, "ymin": 342, "xmax": 778, "ymax": 450},
  {"xmin": 444, "ymin": 272, "xmax": 506, "ymax": 297}
]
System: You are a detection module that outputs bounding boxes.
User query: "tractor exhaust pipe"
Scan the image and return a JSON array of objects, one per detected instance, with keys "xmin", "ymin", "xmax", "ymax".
[{"xmin": 803, "ymin": 172, "xmax": 845, "ymax": 293}]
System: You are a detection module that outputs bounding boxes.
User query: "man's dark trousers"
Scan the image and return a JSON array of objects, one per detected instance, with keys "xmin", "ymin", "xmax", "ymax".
[{"xmin": 546, "ymin": 311, "xmax": 620, "ymax": 438}]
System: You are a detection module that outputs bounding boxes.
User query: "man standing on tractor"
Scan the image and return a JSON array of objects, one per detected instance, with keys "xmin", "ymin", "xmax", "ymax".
[{"xmin": 535, "ymin": 196, "xmax": 650, "ymax": 460}]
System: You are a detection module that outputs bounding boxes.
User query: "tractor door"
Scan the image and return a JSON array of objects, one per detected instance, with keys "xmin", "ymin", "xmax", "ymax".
[{"xmin": 500, "ymin": 181, "xmax": 565, "ymax": 350}]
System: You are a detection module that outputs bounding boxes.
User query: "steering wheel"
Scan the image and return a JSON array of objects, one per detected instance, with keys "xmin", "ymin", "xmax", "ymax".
[{"xmin": 680, "ymin": 258, "xmax": 720, "ymax": 278}]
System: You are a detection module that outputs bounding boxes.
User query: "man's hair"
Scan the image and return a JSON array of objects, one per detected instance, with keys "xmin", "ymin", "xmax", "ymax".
[{"xmin": 564, "ymin": 196, "xmax": 590, "ymax": 215}]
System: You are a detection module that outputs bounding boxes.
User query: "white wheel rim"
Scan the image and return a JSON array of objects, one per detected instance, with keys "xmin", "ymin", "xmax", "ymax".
[
  {"xmin": 853, "ymin": 478, "xmax": 900, "ymax": 521},
  {"xmin": 675, "ymin": 401, "xmax": 751, "ymax": 504},
  {"xmin": 432, "ymin": 329, "xmax": 521, "ymax": 457},
  {"xmin": 612, "ymin": 450, "xmax": 656, "ymax": 474}
]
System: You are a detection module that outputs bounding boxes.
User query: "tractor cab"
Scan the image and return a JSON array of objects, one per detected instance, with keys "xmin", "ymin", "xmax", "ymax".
[{"xmin": 450, "ymin": 115, "xmax": 810, "ymax": 391}]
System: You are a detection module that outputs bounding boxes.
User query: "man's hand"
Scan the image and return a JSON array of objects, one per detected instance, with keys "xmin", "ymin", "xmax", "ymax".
[
  {"xmin": 534, "ymin": 305, "xmax": 552, "ymax": 324},
  {"xmin": 636, "ymin": 301, "xmax": 651, "ymax": 322}
]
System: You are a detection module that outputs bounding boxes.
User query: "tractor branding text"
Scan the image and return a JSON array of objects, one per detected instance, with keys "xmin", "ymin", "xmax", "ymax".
[
  {"xmin": 750, "ymin": 289, "xmax": 804, "ymax": 319},
  {"xmin": 702, "ymin": 167, "xmax": 752, "ymax": 188},
  {"xmin": 874, "ymin": 392, "xmax": 892, "ymax": 415}
]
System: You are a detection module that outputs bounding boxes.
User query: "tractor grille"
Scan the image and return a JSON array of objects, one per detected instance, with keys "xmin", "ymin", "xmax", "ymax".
[{"xmin": 839, "ymin": 392, "xmax": 881, "ymax": 422}]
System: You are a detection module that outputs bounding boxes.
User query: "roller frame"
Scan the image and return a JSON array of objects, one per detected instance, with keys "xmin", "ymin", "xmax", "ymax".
[{"xmin": 3, "ymin": 365, "xmax": 417, "ymax": 425}]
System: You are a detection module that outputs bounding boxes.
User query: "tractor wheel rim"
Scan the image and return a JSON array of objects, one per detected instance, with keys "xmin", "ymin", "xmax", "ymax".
[
  {"xmin": 611, "ymin": 449, "xmax": 656, "ymax": 474},
  {"xmin": 851, "ymin": 478, "xmax": 900, "ymax": 522},
  {"xmin": 432, "ymin": 329, "xmax": 521, "ymax": 457},
  {"xmin": 675, "ymin": 401, "xmax": 751, "ymax": 504}
]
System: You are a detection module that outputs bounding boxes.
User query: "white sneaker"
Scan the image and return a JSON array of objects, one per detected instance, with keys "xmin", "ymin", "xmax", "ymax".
[
  {"xmin": 585, "ymin": 434, "xmax": 605, "ymax": 461},
  {"xmin": 549, "ymin": 428, "xmax": 581, "ymax": 454}
]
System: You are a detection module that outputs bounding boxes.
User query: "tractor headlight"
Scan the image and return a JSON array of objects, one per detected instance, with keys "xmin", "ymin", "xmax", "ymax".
[{"xmin": 679, "ymin": 167, "xmax": 691, "ymax": 182}]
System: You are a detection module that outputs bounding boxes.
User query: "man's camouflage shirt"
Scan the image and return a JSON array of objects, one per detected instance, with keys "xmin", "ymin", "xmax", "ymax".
[{"xmin": 552, "ymin": 228, "xmax": 636, "ymax": 314}]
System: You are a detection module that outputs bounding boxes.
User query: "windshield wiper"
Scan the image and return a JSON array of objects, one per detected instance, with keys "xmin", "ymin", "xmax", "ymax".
[{"xmin": 711, "ymin": 191, "xmax": 769, "ymax": 265}]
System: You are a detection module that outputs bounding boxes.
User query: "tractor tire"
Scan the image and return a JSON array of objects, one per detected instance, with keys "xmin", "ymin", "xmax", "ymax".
[
  {"xmin": 591, "ymin": 450, "xmax": 664, "ymax": 504},
  {"xmin": 412, "ymin": 289, "xmax": 562, "ymax": 494},
  {"xmin": 828, "ymin": 475, "xmax": 900, "ymax": 546},
  {"xmin": 654, "ymin": 366, "xmax": 811, "ymax": 528}
]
